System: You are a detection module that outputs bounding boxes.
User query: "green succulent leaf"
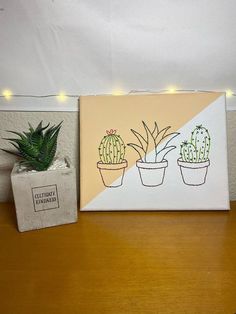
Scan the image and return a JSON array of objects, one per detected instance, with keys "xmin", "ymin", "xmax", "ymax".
[{"xmin": 1, "ymin": 121, "xmax": 63, "ymax": 171}]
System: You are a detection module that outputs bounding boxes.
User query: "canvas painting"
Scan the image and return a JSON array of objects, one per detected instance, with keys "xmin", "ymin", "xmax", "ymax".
[{"xmin": 80, "ymin": 92, "xmax": 230, "ymax": 211}]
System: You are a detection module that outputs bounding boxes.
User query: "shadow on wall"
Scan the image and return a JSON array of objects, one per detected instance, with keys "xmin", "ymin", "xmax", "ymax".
[
  {"xmin": 0, "ymin": 151, "xmax": 17, "ymax": 202},
  {"xmin": 226, "ymin": 112, "xmax": 236, "ymax": 200},
  {"xmin": 0, "ymin": 168, "xmax": 14, "ymax": 202},
  {"xmin": 77, "ymin": 108, "xmax": 80, "ymax": 205}
]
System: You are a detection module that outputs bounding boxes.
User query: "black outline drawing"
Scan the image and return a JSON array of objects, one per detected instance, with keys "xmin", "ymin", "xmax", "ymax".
[
  {"xmin": 97, "ymin": 129, "xmax": 128, "ymax": 188},
  {"xmin": 32, "ymin": 184, "xmax": 59, "ymax": 212},
  {"xmin": 178, "ymin": 125, "xmax": 211, "ymax": 186},
  {"xmin": 136, "ymin": 159, "xmax": 168, "ymax": 187},
  {"xmin": 128, "ymin": 121, "xmax": 179, "ymax": 187}
]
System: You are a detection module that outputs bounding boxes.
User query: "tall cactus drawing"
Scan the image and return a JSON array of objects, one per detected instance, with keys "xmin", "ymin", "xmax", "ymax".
[
  {"xmin": 190, "ymin": 125, "xmax": 210, "ymax": 162},
  {"xmin": 178, "ymin": 124, "xmax": 211, "ymax": 186},
  {"xmin": 99, "ymin": 129, "xmax": 126, "ymax": 164},
  {"xmin": 97, "ymin": 129, "xmax": 128, "ymax": 188}
]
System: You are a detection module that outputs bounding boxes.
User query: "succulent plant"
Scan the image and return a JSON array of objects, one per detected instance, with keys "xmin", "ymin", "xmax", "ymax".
[
  {"xmin": 98, "ymin": 129, "xmax": 126, "ymax": 164},
  {"xmin": 128, "ymin": 121, "xmax": 179, "ymax": 162},
  {"xmin": 1, "ymin": 121, "xmax": 62, "ymax": 171},
  {"xmin": 180, "ymin": 125, "xmax": 211, "ymax": 163}
]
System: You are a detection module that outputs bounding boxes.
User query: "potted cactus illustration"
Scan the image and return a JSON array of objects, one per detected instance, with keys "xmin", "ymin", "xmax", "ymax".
[
  {"xmin": 128, "ymin": 121, "xmax": 179, "ymax": 187},
  {"xmin": 177, "ymin": 125, "xmax": 211, "ymax": 186},
  {"xmin": 97, "ymin": 129, "xmax": 128, "ymax": 187}
]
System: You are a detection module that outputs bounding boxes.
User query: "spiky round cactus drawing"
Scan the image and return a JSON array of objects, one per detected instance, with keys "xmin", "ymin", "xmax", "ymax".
[
  {"xmin": 178, "ymin": 125, "xmax": 211, "ymax": 186},
  {"xmin": 180, "ymin": 141, "xmax": 197, "ymax": 163},
  {"xmin": 97, "ymin": 129, "xmax": 128, "ymax": 188},
  {"xmin": 99, "ymin": 129, "xmax": 126, "ymax": 164}
]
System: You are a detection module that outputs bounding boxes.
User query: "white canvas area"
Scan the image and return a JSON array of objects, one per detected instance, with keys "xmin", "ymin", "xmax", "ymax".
[{"xmin": 82, "ymin": 95, "xmax": 229, "ymax": 210}]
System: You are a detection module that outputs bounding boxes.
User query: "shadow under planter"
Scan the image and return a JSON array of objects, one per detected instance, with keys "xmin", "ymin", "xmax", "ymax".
[
  {"xmin": 11, "ymin": 157, "xmax": 78, "ymax": 232},
  {"xmin": 177, "ymin": 158, "xmax": 210, "ymax": 186}
]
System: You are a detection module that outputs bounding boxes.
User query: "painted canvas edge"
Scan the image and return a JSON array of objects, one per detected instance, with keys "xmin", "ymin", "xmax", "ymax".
[{"xmin": 222, "ymin": 93, "xmax": 231, "ymax": 210}]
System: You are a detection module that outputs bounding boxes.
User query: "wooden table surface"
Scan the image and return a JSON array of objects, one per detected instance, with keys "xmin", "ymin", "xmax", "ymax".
[{"xmin": 0, "ymin": 202, "xmax": 236, "ymax": 314}]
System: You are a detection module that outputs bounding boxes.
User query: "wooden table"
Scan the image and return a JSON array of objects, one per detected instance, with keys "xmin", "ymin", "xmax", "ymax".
[{"xmin": 0, "ymin": 202, "xmax": 236, "ymax": 314}]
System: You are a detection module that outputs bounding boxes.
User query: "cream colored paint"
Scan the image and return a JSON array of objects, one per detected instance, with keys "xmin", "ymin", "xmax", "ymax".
[{"xmin": 0, "ymin": 110, "xmax": 235, "ymax": 202}]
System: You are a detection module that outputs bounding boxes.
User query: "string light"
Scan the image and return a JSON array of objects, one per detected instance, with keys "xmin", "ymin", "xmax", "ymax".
[
  {"xmin": 0, "ymin": 88, "xmax": 236, "ymax": 101},
  {"xmin": 226, "ymin": 89, "xmax": 233, "ymax": 98},
  {"xmin": 2, "ymin": 89, "xmax": 12, "ymax": 100},
  {"xmin": 56, "ymin": 91, "xmax": 67, "ymax": 102},
  {"xmin": 167, "ymin": 86, "xmax": 177, "ymax": 94},
  {"xmin": 129, "ymin": 88, "xmax": 236, "ymax": 98},
  {"xmin": 112, "ymin": 89, "xmax": 125, "ymax": 96}
]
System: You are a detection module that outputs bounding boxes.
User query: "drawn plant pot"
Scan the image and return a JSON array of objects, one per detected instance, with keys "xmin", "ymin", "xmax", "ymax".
[
  {"xmin": 136, "ymin": 159, "xmax": 168, "ymax": 187},
  {"xmin": 177, "ymin": 158, "xmax": 210, "ymax": 186},
  {"xmin": 97, "ymin": 160, "xmax": 128, "ymax": 188}
]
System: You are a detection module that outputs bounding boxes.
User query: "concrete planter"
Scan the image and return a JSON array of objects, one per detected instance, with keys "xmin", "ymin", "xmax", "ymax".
[{"xmin": 11, "ymin": 157, "xmax": 78, "ymax": 232}]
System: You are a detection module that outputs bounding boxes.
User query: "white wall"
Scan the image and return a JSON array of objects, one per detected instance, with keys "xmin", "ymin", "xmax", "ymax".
[{"xmin": 1, "ymin": 0, "xmax": 236, "ymax": 110}]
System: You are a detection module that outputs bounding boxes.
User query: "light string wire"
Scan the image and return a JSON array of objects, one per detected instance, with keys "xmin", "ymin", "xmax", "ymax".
[
  {"xmin": 0, "ymin": 94, "xmax": 79, "ymax": 98},
  {"xmin": 0, "ymin": 89, "xmax": 235, "ymax": 99},
  {"xmin": 128, "ymin": 89, "xmax": 236, "ymax": 97}
]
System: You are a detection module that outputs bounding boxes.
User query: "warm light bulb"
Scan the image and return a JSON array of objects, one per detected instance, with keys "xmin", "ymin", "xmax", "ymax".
[
  {"xmin": 57, "ymin": 92, "xmax": 67, "ymax": 102},
  {"xmin": 112, "ymin": 89, "xmax": 124, "ymax": 96},
  {"xmin": 226, "ymin": 89, "xmax": 233, "ymax": 97},
  {"xmin": 2, "ymin": 89, "xmax": 12, "ymax": 100},
  {"xmin": 167, "ymin": 86, "xmax": 177, "ymax": 94}
]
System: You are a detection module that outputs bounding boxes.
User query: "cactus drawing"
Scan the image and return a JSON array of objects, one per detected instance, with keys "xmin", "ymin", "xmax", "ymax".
[
  {"xmin": 97, "ymin": 129, "xmax": 128, "ymax": 187},
  {"xmin": 190, "ymin": 125, "xmax": 210, "ymax": 162},
  {"xmin": 180, "ymin": 141, "xmax": 198, "ymax": 163},
  {"xmin": 99, "ymin": 129, "xmax": 126, "ymax": 164},
  {"xmin": 178, "ymin": 125, "xmax": 211, "ymax": 186}
]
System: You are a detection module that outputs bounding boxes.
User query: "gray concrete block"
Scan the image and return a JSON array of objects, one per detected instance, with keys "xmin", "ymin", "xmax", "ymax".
[{"xmin": 11, "ymin": 157, "xmax": 78, "ymax": 232}]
